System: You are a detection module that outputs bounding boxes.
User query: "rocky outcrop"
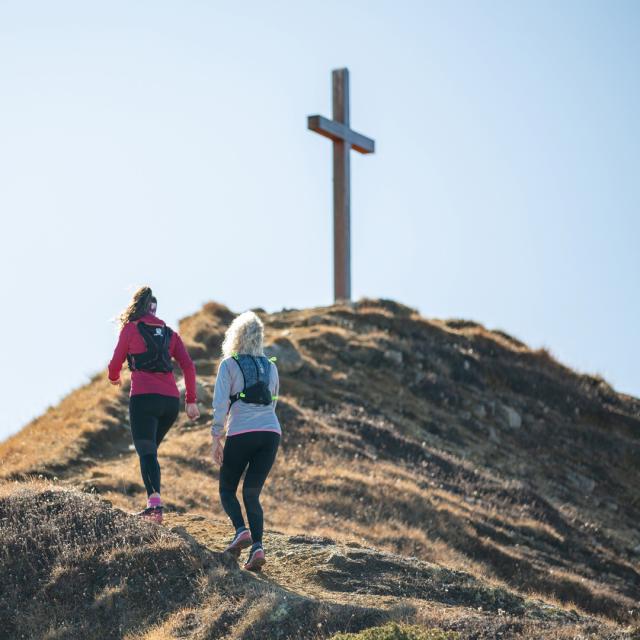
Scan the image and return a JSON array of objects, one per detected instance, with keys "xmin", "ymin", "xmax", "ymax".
[{"xmin": 265, "ymin": 336, "xmax": 305, "ymax": 373}]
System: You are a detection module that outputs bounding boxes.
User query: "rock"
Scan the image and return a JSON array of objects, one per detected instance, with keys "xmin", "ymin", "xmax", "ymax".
[
  {"xmin": 488, "ymin": 426, "xmax": 500, "ymax": 442},
  {"xmin": 384, "ymin": 349, "xmax": 403, "ymax": 365},
  {"xmin": 473, "ymin": 404, "xmax": 487, "ymax": 419},
  {"xmin": 566, "ymin": 471, "xmax": 596, "ymax": 494},
  {"xmin": 500, "ymin": 405, "xmax": 522, "ymax": 429},
  {"xmin": 265, "ymin": 338, "xmax": 304, "ymax": 373},
  {"xmin": 288, "ymin": 534, "xmax": 335, "ymax": 546}
]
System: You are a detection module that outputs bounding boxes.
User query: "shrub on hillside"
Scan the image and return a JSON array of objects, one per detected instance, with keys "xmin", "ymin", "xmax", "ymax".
[{"xmin": 0, "ymin": 486, "xmax": 206, "ymax": 639}]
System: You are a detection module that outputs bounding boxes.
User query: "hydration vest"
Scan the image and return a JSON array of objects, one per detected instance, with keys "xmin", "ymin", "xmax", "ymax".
[
  {"xmin": 127, "ymin": 322, "xmax": 174, "ymax": 373},
  {"xmin": 229, "ymin": 354, "xmax": 277, "ymax": 406}
]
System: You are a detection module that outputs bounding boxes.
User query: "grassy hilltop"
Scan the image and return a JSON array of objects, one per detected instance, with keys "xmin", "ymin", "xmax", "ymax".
[{"xmin": 1, "ymin": 299, "xmax": 639, "ymax": 639}]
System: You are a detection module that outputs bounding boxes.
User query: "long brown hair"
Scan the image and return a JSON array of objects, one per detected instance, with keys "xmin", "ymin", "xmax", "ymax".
[{"xmin": 118, "ymin": 286, "xmax": 156, "ymax": 330}]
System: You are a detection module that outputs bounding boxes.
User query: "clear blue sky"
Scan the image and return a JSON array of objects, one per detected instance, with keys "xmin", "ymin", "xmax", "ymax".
[{"xmin": 1, "ymin": 1, "xmax": 638, "ymax": 441}]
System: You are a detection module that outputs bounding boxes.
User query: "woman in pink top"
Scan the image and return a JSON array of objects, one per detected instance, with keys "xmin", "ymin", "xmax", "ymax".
[{"xmin": 108, "ymin": 286, "xmax": 199, "ymax": 523}]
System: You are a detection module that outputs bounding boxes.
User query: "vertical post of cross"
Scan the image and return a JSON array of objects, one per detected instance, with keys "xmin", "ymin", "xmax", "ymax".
[{"xmin": 332, "ymin": 68, "xmax": 351, "ymax": 301}]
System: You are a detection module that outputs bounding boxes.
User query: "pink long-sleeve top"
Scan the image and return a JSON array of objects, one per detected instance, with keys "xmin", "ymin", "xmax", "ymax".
[{"xmin": 108, "ymin": 313, "xmax": 197, "ymax": 403}]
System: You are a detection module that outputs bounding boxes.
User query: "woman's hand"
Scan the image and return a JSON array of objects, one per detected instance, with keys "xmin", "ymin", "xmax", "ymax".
[
  {"xmin": 186, "ymin": 402, "xmax": 200, "ymax": 421},
  {"xmin": 109, "ymin": 377, "xmax": 121, "ymax": 386},
  {"xmin": 212, "ymin": 437, "xmax": 224, "ymax": 466}
]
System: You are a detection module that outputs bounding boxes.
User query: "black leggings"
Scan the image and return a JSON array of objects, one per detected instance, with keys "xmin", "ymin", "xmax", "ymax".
[
  {"xmin": 129, "ymin": 394, "xmax": 179, "ymax": 496},
  {"xmin": 219, "ymin": 431, "xmax": 280, "ymax": 544}
]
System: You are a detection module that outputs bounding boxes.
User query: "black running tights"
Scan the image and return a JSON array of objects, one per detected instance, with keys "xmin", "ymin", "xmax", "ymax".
[
  {"xmin": 129, "ymin": 394, "xmax": 179, "ymax": 496},
  {"xmin": 219, "ymin": 431, "xmax": 280, "ymax": 544}
]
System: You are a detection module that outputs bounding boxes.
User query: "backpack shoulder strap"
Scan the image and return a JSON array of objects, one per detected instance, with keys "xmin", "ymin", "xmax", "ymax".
[
  {"xmin": 250, "ymin": 355, "xmax": 262, "ymax": 383},
  {"xmin": 232, "ymin": 353, "xmax": 245, "ymax": 380},
  {"xmin": 136, "ymin": 321, "xmax": 170, "ymax": 343},
  {"xmin": 135, "ymin": 321, "xmax": 154, "ymax": 344},
  {"xmin": 256, "ymin": 355, "xmax": 273, "ymax": 382},
  {"xmin": 229, "ymin": 353, "xmax": 247, "ymax": 405}
]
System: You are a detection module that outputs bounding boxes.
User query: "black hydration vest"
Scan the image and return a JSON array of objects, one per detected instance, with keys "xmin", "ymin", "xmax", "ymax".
[
  {"xmin": 229, "ymin": 354, "xmax": 276, "ymax": 406},
  {"xmin": 127, "ymin": 322, "xmax": 174, "ymax": 373}
]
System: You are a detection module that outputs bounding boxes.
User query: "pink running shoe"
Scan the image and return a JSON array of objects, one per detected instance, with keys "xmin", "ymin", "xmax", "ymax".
[
  {"xmin": 244, "ymin": 546, "xmax": 266, "ymax": 572},
  {"xmin": 136, "ymin": 506, "xmax": 163, "ymax": 524},
  {"xmin": 224, "ymin": 528, "xmax": 253, "ymax": 557}
]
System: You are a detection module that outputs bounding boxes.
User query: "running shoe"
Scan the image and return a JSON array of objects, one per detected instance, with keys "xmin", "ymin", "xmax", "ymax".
[
  {"xmin": 224, "ymin": 528, "xmax": 253, "ymax": 557},
  {"xmin": 244, "ymin": 546, "xmax": 266, "ymax": 572},
  {"xmin": 135, "ymin": 505, "xmax": 163, "ymax": 524}
]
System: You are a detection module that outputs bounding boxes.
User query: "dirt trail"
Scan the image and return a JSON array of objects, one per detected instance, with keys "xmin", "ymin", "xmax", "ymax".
[
  {"xmin": 168, "ymin": 513, "xmax": 417, "ymax": 610},
  {"xmin": 164, "ymin": 513, "xmax": 595, "ymax": 626}
]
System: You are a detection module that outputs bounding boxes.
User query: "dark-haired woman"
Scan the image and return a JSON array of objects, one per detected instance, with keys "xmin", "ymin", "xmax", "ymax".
[{"xmin": 108, "ymin": 286, "xmax": 199, "ymax": 523}]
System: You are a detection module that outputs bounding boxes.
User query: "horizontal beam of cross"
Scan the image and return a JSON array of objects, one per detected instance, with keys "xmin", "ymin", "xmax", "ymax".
[{"xmin": 307, "ymin": 115, "xmax": 375, "ymax": 154}]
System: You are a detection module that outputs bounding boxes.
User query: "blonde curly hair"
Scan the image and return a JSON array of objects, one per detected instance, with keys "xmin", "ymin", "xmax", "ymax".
[{"xmin": 221, "ymin": 311, "xmax": 265, "ymax": 358}]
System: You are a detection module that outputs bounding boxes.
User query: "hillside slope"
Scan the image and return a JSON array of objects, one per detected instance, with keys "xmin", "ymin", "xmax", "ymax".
[
  {"xmin": 0, "ymin": 485, "xmax": 630, "ymax": 640},
  {"xmin": 1, "ymin": 299, "xmax": 639, "ymax": 638}
]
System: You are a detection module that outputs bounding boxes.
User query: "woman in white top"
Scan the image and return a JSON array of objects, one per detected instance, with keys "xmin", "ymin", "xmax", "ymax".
[{"xmin": 211, "ymin": 311, "xmax": 281, "ymax": 571}]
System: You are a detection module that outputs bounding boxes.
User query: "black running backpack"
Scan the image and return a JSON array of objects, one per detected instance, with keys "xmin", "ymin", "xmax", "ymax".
[
  {"xmin": 229, "ymin": 354, "xmax": 277, "ymax": 406},
  {"xmin": 127, "ymin": 322, "xmax": 174, "ymax": 373}
]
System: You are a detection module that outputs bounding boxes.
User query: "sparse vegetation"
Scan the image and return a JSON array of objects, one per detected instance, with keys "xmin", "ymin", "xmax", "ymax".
[
  {"xmin": 0, "ymin": 485, "xmax": 207, "ymax": 639},
  {"xmin": 330, "ymin": 622, "xmax": 458, "ymax": 640},
  {"xmin": 1, "ymin": 298, "xmax": 639, "ymax": 639}
]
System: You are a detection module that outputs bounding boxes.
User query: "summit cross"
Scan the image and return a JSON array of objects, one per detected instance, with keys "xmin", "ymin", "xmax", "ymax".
[{"xmin": 308, "ymin": 68, "xmax": 375, "ymax": 302}]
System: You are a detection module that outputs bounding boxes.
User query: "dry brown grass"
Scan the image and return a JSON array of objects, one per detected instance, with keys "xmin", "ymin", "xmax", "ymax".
[
  {"xmin": 0, "ymin": 483, "xmax": 207, "ymax": 639},
  {"xmin": 1, "ymin": 484, "xmax": 399, "ymax": 640},
  {"xmin": 1, "ymin": 298, "xmax": 639, "ymax": 639},
  {"xmin": 0, "ymin": 372, "xmax": 128, "ymax": 480}
]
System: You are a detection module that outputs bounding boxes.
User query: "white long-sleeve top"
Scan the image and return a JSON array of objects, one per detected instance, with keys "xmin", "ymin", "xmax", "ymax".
[{"xmin": 211, "ymin": 356, "xmax": 281, "ymax": 438}]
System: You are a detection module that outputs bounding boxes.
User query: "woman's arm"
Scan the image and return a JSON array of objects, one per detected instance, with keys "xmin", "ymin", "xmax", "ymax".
[
  {"xmin": 172, "ymin": 332, "xmax": 200, "ymax": 420},
  {"xmin": 211, "ymin": 359, "xmax": 231, "ymax": 438},
  {"xmin": 108, "ymin": 324, "xmax": 134, "ymax": 382},
  {"xmin": 172, "ymin": 333, "xmax": 197, "ymax": 403}
]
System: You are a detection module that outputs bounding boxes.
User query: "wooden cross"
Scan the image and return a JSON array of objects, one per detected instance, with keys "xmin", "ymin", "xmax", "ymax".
[{"xmin": 308, "ymin": 68, "xmax": 375, "ymax": 302}]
